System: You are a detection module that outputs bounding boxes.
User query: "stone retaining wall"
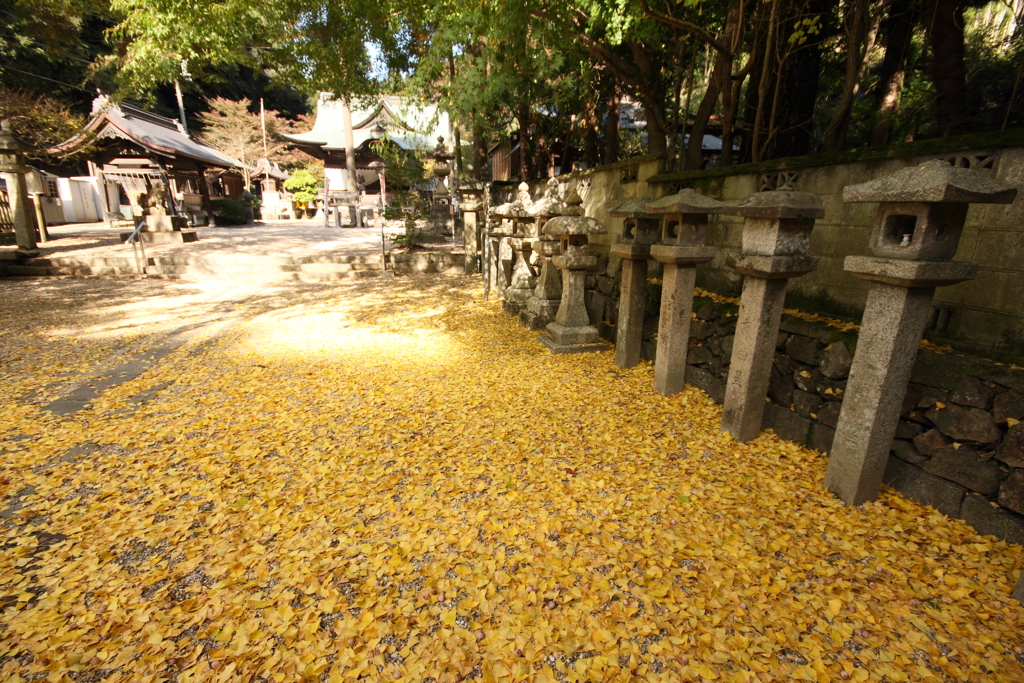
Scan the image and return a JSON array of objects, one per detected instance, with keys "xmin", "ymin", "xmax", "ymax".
[
  {"xmin": 539, "ymin": 130, "xmax": 1024, "ymax": 362},
  {"xmin": 392, "ymin": 252, "xmax": 465, "ymax": 276},
  {"xmin": 590, "ymin": 285, "xmax": 1024, "ymax": 543}
]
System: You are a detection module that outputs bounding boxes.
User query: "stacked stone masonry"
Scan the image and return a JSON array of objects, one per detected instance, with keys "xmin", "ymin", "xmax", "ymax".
[{"xmin": 584, "ymin": 283, "xmax": 1024, "ymax": 545}]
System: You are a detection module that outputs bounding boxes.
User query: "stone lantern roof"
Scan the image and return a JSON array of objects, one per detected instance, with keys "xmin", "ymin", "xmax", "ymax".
[
  {"xmin": 529, "ymin": 179, "xmax": 565, "ymax": 218},
  {"xmin": 843, "ymin": 159, "xmax": 1016, "ymax": 205},
  {"xmin": 543, "ymin": 214, "xmax": 606, "ymax": 236},
  {"xmin": 608, "ymin": 195, "xmax": 657, "ymax": 218},
  {"xmin": 723, "ymin": 190, "xmax": 824, "ymax": 219},
  {"xmin": 531, "ymin": 183, "xmax": 605, "ymax": 237},
  {"xmin": 646, "ymin": 189, "xmax": 725, "ymax": 215}
]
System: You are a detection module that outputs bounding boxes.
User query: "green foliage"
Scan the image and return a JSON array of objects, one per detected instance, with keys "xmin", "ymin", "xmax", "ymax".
[
  {"xmin": 391, "ymin": 230, "xmax": 424, "ymax": 251},
  {"xmin": 0, "ymin": 87, "xmax": 93, "ymax": 164},
  {"xmin": 108, "ymin": 0, "xmax": 411, "ymax": 100},
  {"xmin": 369, "ymin": 138, "xmax": 426, "ymax": 189},
  {"xmin": 198, "ymin": 97, "xmax": 291, "ymax": 187},
  {"xmin": 283, "ymin": 169, "xmax": 321, "ymax": 205},
  {"xmin": 210, "ymin": 197, "xmax": 246, "ymax": 225}
]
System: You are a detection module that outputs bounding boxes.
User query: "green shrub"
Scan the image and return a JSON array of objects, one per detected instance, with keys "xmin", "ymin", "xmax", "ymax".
[
  {"xmin": 283, "ymin": 169, "xmax": 322, "ymax": 205},
  {"xmin": 211, "ymin": 198, "xmax": 246, "ymax": 225}
]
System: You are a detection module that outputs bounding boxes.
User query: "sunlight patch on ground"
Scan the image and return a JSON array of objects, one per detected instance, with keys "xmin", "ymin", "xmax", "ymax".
[{"xmin": 0, "ymin": 276, "xmax": 1021, "ymax": 683}]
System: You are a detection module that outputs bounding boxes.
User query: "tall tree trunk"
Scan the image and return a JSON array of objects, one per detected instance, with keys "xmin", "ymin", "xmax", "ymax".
[
  {"xmin": 665, "ymin": 33, "xmax": 688, "ymax": 173},
  {"xmin": 517, "ymin": 104, "xmax": 533, "ymax": 180},
  {"xmin": 769, "ymin": 0, "xmax": 830, "ymax": 159},
  {"xmin": 749, "ymin": 0, "xmax": 779, "ymax": 162},
  {"xmin": 871, "ymin": 0, "xmax": 917, "ymax": 146},
  {"xmin": 824, "ymin": 0, "xmax": 879, "ymax": 152},
  {"xmin": 604, "ymin": 88, "xmax": 621, "ymax": 164},
  {"xmin": 926, "ymin": 0, "xmax": 970, "ymax": 136},
  {"xmin": 683, "ymin": 0, "xmax": 742, "ymax": 170},
  {"xmin": 472, "ymin": 120, "xmax": 488, "ymax": 180},
  {"xmin": 584, "ymin": 99, "xmax": 600, "ymax": 168}
]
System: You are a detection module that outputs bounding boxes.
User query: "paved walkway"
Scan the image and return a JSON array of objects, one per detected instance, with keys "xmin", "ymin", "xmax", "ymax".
[
  {"xmin": 3, "ymin": 219, "xmax": 459, "ymax": 263},
  {"xmin": 0, "ymin": 275, "xmax": 1022, "ymax": 683}
]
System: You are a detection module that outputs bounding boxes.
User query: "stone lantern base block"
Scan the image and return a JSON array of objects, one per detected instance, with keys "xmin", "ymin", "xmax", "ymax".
[
  {"xmin": 502, "ymin": 286, "xmax": 533, "ymax": 316},
  {"xmin": 119, "ymin": 230, "xmax": 198, "ymax": 244},
  {"xmin": 538, "ymin": 332, "xmax": 608, "ymax": 355},
  {"xmin": 844, "ymin": 255, "xmax": 978, "ymax": 288},
  {"xmin": 521, "ymin": 298, "xmax": 560, "ymax": 330},
  {"xmin": 610, "ymin": 243, "xmax": 651, "ymax": 260},
  {"xmin": 144, "ymin": 215, "xmax": 188, "ymax": 232}
]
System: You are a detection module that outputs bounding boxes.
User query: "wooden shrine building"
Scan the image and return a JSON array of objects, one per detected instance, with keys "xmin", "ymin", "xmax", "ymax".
[{"xmin": 51, "ymin": 95, "xmax": 244, "ymax": 226}]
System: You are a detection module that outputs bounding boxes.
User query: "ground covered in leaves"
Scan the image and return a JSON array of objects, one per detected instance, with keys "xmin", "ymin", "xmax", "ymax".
[{"xmin": 1, "ymin": 276, "xmax": 1022, "ymax": 683}]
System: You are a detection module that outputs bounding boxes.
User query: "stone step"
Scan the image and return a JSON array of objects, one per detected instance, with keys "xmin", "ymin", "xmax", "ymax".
[
  {"xmin": 6, "ymin": 254, "xmax": 387, "ymax": 281},
  {"xmin": 143, "ymin": 262, "xmax": 380, "ymax": 276},
  {"xmin": 143, "ymin": 270, "xmax": 383, "ymax": 282}
]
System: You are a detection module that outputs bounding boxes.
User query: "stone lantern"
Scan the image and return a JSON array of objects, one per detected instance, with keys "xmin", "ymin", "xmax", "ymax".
[
  {"xmin": 522, "ymin": 179, "xmax": 566, "ymax": 329},
  {"xmin": 608, "ymin": 196, "xmax": 661, "ymax": 369},
  {"xmin": 486, "ymin": 199, "xmax": 514, "ymax": 297},
  {"xmin": 457, "ymin": 168, "xmax": 487, "ymax": 274},
  {"xmin": 720, "ymin": 190, "xmax": 824, "ymax": 442},
  {"xmin": 0, "ymin": 120, "xmax": 38, "ymax": 251},
  {"xmin": 502, "ymin": 182, "xmax": 538, "ymax": 315},
  {"xmin": 646, "ymin": 189, "xmax": 725, "ymax": 396},
  {"xmin": 538, "ymin": 188, "xmax": 608, "ymax": 354},
  {"xmin": 825, "ymin": 160, "xmax": 1017, "ymax": 505},
  {"xmin": 429, "ymin": 136, "xmax": 454, "ymax": 235}
]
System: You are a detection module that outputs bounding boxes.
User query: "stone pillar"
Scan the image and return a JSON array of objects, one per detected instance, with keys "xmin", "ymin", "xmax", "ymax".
[
  {"xmin": 522, "ymin": 179, "xmax": 567, "ymax": 330},
  {"xmin": 720, "ymin": 191, "xmax": 824, "ymax": 442},
  {"xmin": 825, "ymin": 160, "xmax": 1017, "ymax": 505},
  {"xmin": 485, "ymin": 211, "xmax": 509, "ymax": 297},
  {"xmin": 646, "ymin": 189, "xmax": 725, "ymax": 396},
  {"xmin": 538, "ymin": 190, "xmax": 608, "ymax": 354},
  {"xmin": 29, "ymin": 194, "xmax": 49, "ymax": 244},
  {"xmin": 0, "ymin": 120, "xmax": 38, "ymax": 252},
  {"xmin": 608, "ymin": 197, "xmax": 661, "ymax": 369},
  {"xmin": 458, "ymin": 180, "xmax": 486, "ymax": 274}
]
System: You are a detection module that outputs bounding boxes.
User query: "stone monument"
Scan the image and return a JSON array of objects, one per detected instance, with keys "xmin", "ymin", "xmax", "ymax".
[
  {"xmin": 608, "ymin": 196, "xmax": 661, "ymax": 369},
  {"xmin": 522, "ymin": 179, "xmax": 566, "ymax": 330},
  {"xmin": 646, "ymin": 189, "xmax": 725, "ymax": 396},
  {"xmin": 720, "ymin": 190, "xmax": 824, "ymax": 442},
  {"xmin": 502, "ymin": 182, "xmax": 537, "ymax": 315},
  {"xmin": 824, "ymin": 160, "xmax": 1017, "ymax": 505},
  {"xmin": 119, "ymin": 179, "xmax": 198, "ymax": 244},
  {"xmin": 538, "ymin": 189, "xmax": 608, "ymax": 354}
]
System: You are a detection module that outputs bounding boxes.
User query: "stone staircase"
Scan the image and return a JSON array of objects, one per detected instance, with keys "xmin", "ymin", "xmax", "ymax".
[{"xmin": 4, "ymin": 254, "xmax": 387, "ymax": 281}]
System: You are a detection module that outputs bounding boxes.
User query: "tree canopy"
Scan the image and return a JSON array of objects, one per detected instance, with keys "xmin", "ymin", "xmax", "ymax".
[{"xmin": 2, "ymin": 0, "xmax": 1022, "ymax": 178}]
